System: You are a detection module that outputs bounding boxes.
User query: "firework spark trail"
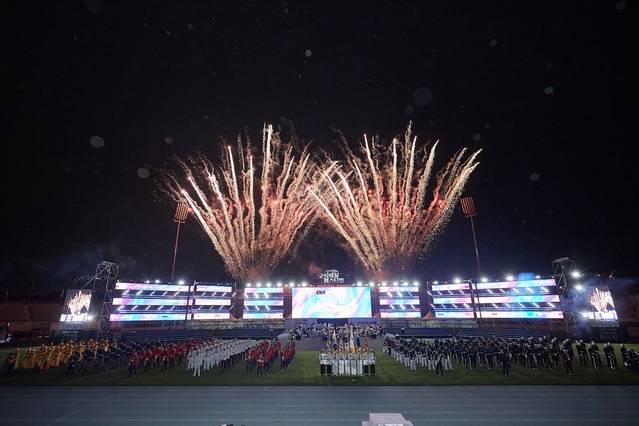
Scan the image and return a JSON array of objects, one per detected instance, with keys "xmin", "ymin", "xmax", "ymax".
[
  {"xmin": 163, "ymin": 124, "xmax": 333, "ymax": 282},
  {"xmin": 313, "ymin": 122, "xmax": 481, "ymax": 280}
]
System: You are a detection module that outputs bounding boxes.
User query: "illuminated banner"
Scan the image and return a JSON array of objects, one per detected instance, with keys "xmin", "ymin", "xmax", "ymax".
[
  {"xmin": 380, "ymin": 311, "xmax": 422, "ymax": 318},
  {"xmin": 433, "ymin": 296, "xmax": 472, "ymax": 304},
  {"xmin": 60, "ymin": 289, "xmax": 92, "ymax": 322},
  {"xmin": 112, "ymin": 298, "xmax": 188, "ymax": 306},
  {"xmin": 433, "ymin": 295, "xmax": 560, "ymax": 305},
  {"xmin": 435, "ymin": 311, "xmax": 475, "ymax": 318},
  {"xmin": 378, "ymin": 298, "xmax": 420, "ymax": 306},
  {"xmin": 292, "ymin": 286, "xmax": 372, "ymax": 318},
  {"xmin": 115, "ymin": 282, "xmax": 191, "ymax": 292},
  {"xmin": 192, "ymin": 298, "xmax": 232, "ymax": 306},
  {"xmin": 192, "ymin": 312, "xmax": 231, "ymax": 320},
  {"xmin": 109, "ymin": 313, "xmax": 187, "ymax": 322},
  {"xmin": 244, "ymin": 299, "xmax": 284, "ymax": 307},
  {"xmin": 243, "ymin": 312, "xmax": 284, "ymax": 319},
  {"xmin": 479, "ymin": 311, "xmax": 564, "ymax": 319},
  {"xmin": 475, "ymin": 279, "xmax": 556, "ymax": 290},
  {"xmin": 378, "ymin": 286, "xmax": 419, "ymax": 293},
  {"xmin": 195, "ymin": 284, "xmax": 232, "ymax": 292},
  {"xmin": 431, "ymin": 283, "xmax": 470, "ymax": 291},
  {"xmin": 244, "ymin": 287, "xmax": 285, "ymax": 294}
]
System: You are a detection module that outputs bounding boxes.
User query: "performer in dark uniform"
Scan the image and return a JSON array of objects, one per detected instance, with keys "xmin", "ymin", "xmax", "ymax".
[
  {"xmin": 368, "ymin": 351, "xmax": 376, "ymax": 377},
  {"xmin": 435, "ymin": 352, "xmax": 444, "ymax": 376},
  {"xmin": 563, "ymin": 349, "xmax": 573, "ymax": 375},
  {"xmin": 500, "ymin": 350, "xmax": 510, "ymax": 376},
  {"xmin": 319, "ymin": 350, "xmax": 326, "ymax": 376}
]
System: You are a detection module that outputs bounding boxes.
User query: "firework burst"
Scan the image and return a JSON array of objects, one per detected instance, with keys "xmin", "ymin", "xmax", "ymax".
[
  {"xmin": 162, "ymin": 124, "xmax": 335, "ymax": 282},
  {"xmin": 312, "ymin": 122, "xmax": 481, "ymax": 280}
]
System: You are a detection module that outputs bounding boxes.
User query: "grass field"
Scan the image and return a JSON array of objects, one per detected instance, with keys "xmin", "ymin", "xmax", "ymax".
[{"xmin": 2, "ymin": 342, "xmax": 639, "ymax": 386}]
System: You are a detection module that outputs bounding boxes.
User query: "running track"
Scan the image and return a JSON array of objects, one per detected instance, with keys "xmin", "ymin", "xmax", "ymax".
[{"xmin": 1, "ymin": 385, "xmax": 637, "ymax": 425}]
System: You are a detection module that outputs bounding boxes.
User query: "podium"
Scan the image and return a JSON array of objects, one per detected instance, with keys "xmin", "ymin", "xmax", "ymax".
[{"xmin": 362, "ymin": 413, "xmax": 414, "ymax": 426}]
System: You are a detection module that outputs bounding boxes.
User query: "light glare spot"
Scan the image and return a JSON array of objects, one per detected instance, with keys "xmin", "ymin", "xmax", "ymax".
[
  {"xmin": 412, "ymin": 87, "xmax": 432, "ymax": 106},
  {"xmin": 137, "ymin": 168, "xmax": 150, "ymax": 179},
  {"xmin": 90, "ymin": 136, "xmax": 105, "ymax": 148}
]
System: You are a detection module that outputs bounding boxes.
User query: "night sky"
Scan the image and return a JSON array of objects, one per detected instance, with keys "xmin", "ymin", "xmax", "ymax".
[{"xmin": 1, "ymin": 1, "xmax": 637, "ymax": 298}]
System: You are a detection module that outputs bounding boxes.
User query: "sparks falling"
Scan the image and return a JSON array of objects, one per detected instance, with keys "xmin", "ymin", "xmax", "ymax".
[
  {"xmin": 312, "ymin": 122, "xmax": 481, "ymax": 280},
  {"xmin": 163, "ymin": 124, "xmax": 334, "ymax": 282}
]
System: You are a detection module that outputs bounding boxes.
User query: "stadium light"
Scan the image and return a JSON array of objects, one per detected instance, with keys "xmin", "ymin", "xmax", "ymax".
[
  {"xmin": 171, "ymin": 201, "xmax": 189, "ymax": 283},
  {"xmin": 460, "ymin": 196, "xmax": 482, "ymax": 277}
]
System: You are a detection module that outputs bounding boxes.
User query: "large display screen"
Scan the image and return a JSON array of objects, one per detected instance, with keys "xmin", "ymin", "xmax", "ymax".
[
  {"xmin": 586, "ymin": 286, "xmax": 619, "ymax": 327},
  {"xmin": 432, "ymin": 278, "xmax": 564, "ymax": 319},
  {"xmin": 60, "ymin": 289, "xmax": 92, "ymax": 322},
  {"xmin": 242, "ymin": 286, "xmax": 285, "ymax": 319},
  {"xmin": 291, "ymin": 286, "xmax": 371, "ymax": 318},
  {"xmin": 110, "ymin": 282, "xmax": 232, "ymax": 322},
  {"xmin": 378, "ymin": 285, "xmax": 422, "ymax": 318}
]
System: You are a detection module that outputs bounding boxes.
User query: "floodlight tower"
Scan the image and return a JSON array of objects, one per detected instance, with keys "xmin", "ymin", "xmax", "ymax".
[
  {"xmin": 460, "ymin": 196, "xmax": 481, "ymax": 278},
  {"xmin": 171, "ymin": 201, "xmax": 189, "ymax": 283}
]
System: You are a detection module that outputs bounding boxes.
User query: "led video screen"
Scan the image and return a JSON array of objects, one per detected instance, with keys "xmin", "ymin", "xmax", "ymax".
[
  {"xmin": 242, "ymin": 286, "xmax": 285, "ymax": 319},
  {"xmin": 60, "ymin": 289, "xmax": 92, "ymax": 322},
  {"xmin": 586, "ymin": 286, "xmax": 619, "ymax": 327},
  {"xmin": 378, "ymin": 285, "xmax": 422, "ymax": 318},
  {"xmin": 432, "ymin": 278, "xmax": 564, "ymax": 319},
  {"xmin": 291, "ymin": 286, "xmax": 371, "ymax": 318},
  {"xmin": 110, "ymin": 282, "xmax": 233, "ymax": 322}
]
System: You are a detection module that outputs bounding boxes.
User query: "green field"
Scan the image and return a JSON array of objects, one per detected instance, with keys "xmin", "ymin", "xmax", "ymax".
[{"xmin": 2, "ymin": 342, "xmax": 638, "ymax": 386}]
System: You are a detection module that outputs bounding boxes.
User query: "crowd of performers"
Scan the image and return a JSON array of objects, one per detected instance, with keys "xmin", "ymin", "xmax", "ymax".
[
  {"xmin": 313, "ymin": 323, "xmax": 379, "ymax": 377},
  {"xmin": 381, "ymin": 335, "xmax": 639, "ymax": 376},
  {"xmin": 182, "ymin": 338, "xmax": 297, "ymax": 377},
  {"xmin": 3, "ymin": 332, "xmax": 639, "ymax": 378},
  {"xmin": 289, "ymin": 322, "xmax": 383, "ymax": 341},
  {"xmin": 2, "ymin": 336, "xmax": 297, "ymax": 378},
  {"xmin": 319, "ymin": 349, "xmax": 377, "ymax": 376}
]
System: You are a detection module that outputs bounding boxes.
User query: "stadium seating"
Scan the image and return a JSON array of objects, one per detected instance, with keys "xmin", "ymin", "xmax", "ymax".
[
  {"xmin": 456, "ymin": 328, "xmax": 551, "ymax": 340},
  {"xmin": 0, "ymin": 303, "xmax": 31, "ymax": 321},
  {"xmin": 218, "ymin": 327, "xmax": 286, "ymax": 340},
  {"xmin": 28, "ymin": 303, "xmax": 63, "ymax": 322},
  {"xmin": 121, "ymin": 329, "xmax": 212, "ymax": 342},
  {"xmin": 383, "ymin": 327, "xmax": 451, "ymax": 338}
]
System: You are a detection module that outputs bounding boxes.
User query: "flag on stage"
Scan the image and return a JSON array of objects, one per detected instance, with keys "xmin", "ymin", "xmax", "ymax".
[
  {"xmin": 349, "ymin": 326, "xmax": 355, "ymax": 353},
  {"xmin": 326, "ymin": 330, "xmax": 331, "ymax": 351},
  {"xmin": 356, "ymin": 334, "xmax": 361, "ymax": 352},
  {"xmin": 364, "ymin": 329, "xmax": 369, "ymax": 352},
  {"xmin": 338, "ymin": 336, "xmax": 344, "ymax": 353},
  {"xmin": 332, "ymin": 330, "xmax": 338, "ymax": 353}
]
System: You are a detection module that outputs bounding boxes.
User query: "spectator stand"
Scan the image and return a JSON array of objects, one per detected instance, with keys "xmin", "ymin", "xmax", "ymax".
[
  {"xmin": 120, "ymin": 328, "xmax": 212, "ymax": 343},
  {"xmin": 456, "ymin": 327, "xmax": 551, "ymax": 340},
  {"xmin": 218, "ymin": 327, "xmax": 286, "ymax": 341},
  {"xmin": 383, "ymin": 327, "xmax": 452, "ymax": 339}
]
